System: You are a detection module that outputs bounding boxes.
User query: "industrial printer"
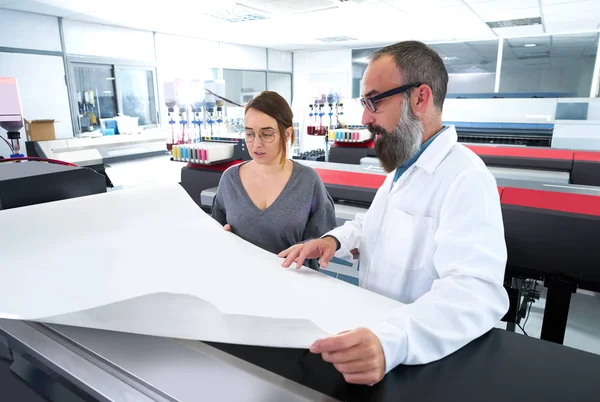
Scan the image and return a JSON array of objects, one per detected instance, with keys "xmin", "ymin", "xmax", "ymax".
[
  {"xmin": 172, "ymin": 90, "xmax": 600, "ymax": 349},
  {"xmin": 2, "ymin": 81, "xmax": 600, "ymax": 402},
  {"xmin": 321, "ymin": 95, "xmax": 600, "ymax": 187},
  {"xmin": 0, "ymin": 78, "xmax": 107, "ymax": 208}
]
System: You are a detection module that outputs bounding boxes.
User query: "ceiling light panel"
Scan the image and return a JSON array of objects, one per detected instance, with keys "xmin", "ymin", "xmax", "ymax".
[
  {"xmin": 315, "ymin": 36, "xmax": 357, "ymax": 42},
  {"xmin": 241, "ymin": 0, "xmax": 336, "ymax": 14},
  {"xmin": 486, "ymin": 17, "xmax": 543, "ymax": 29},
  {"xmin": 384, "ymin": 0, "xmax": 464, "ymax": 9},
  {"xmin": 205, "ymin": 7, "xmax": 270, "ymax": 23},
  {"xmin": 492, "ymin": 24, "xmax": 545, "ymax": 37}
]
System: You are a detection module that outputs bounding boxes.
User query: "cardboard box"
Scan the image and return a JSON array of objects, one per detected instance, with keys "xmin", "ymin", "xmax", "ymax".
[{"xmin": 25, "ymin": 119, "xmax": 56, "ymax": 142}]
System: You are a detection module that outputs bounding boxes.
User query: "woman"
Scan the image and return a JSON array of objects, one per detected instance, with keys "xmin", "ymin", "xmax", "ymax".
[{"xmin": 211, "ymin": 91, "xmax": 337, "ymax": 270}]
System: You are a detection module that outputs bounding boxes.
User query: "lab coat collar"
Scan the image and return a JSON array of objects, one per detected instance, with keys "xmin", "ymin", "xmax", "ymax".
[{"xmin": 413, "ymin": 125, "xmax": 458, "ymax": 175}]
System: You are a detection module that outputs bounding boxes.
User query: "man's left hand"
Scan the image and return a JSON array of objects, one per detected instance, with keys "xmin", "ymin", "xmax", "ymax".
[{"xmin": 310, "ymin": 328, "xmax": 386, "ymax": 385}]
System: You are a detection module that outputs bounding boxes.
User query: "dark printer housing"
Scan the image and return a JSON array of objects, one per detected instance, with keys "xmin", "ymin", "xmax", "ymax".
[{"xmin": 0, "ymin": 162, "xmax": 107, "ymax": 210}]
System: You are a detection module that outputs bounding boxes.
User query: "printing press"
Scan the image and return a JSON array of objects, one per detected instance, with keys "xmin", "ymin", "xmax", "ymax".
[
  {"xmin": 2, "ymin": 78, "xmax": 600, "ymax": 401},
  {"xmin": 2, "ymin": 158, "xmax": 600, "ymax": 402},
  {"xmin": 177, "ymin": 141, "xmax": 600, "ymax": 346}
]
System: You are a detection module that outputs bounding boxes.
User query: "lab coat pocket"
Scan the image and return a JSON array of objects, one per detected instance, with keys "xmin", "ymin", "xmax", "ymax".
[{"xmin": 383, "ymin": 208, "xmax": 434, "ymax": 272}]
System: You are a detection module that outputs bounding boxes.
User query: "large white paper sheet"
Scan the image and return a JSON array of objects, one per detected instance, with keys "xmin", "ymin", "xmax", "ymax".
[{"xmin": 0, "ymin": 183, "xmax": 403, "ymax": 348}]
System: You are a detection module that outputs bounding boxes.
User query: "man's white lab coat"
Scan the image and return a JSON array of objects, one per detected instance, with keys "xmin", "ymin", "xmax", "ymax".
[{"xmin": 326, "ymin": 125, "xmax": 509, "ymax": 374}]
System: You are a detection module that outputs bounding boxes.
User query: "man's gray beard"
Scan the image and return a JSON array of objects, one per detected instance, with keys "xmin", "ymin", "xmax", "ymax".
[{"xmin": 373, "ymin": 101, "xmax": 424, "ymax": 173}]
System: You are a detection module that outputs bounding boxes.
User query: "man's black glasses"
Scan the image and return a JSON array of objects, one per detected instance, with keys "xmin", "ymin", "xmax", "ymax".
[{"xmin": 360, "ymin": 83, "xmax": 422, "ymax": 113}]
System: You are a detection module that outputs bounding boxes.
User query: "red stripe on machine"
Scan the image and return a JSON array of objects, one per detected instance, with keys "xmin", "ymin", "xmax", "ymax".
[
  {"xmin": 574, "ymin": 151, "xmax": 600, "ymax": 162},
  {"xmin": 502, "ymin": 188, "xmax": 600, "ymax": 217},
  {"xmin": 466, "ymin": 145, "xmax": 573, "ymax": 161},
  {"xmin": 498, "ymin": 187, "xmax": 504, "ymax": 197},
  {"xmin": 187, "ymin": 160, "xmax": 242, "ymax": 172},
  {"xmin": 315, "ymin": 169, "xmax": 386, "ymax": 189}
]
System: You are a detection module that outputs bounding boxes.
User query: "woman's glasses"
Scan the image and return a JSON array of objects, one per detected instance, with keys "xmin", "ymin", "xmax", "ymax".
[{"xmin": 244, "ymin": 129, "xmax": 277, "ymax": 143}]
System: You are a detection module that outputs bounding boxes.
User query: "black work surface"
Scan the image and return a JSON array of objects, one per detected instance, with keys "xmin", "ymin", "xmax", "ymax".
[
  {"xmin": 0, "ymin": 358, "xmax": 49, "ymax": 402},
  {"xmin": 0, "ymin": 162, "xmax": 106, "ymax": 210},
  {"xmin": 207, "ymin": 329, "xmax": 600, "ymax": 402}
]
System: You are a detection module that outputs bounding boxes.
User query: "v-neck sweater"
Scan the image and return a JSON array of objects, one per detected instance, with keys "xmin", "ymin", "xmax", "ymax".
[{"xmin": 211, "ymin": 161, "xmax": 337, "ymax": 269}]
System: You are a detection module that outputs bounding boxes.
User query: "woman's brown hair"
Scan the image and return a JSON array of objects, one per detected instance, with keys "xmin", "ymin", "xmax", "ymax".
[{"xmin": 245, "ymin": 91, "xmax": 295, "ymax": 167}]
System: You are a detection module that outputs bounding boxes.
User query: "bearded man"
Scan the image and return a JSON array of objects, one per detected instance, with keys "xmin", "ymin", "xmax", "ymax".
[{"xmin": 279, "ymin": 40, "xmax": 509, "ymax": 386}]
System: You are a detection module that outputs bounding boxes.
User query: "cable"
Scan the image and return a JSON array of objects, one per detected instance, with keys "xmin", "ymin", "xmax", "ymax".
[
  {"xmin": 205, "ymin": 88, "xmax": 244, "ymax": 107},
  {"xmin": 523, "ymin": 282, "xmax": 537, "ymax": 330},
  {"xmin": 0, "ymin": 135, "xmax": 14, "ymax": 153},
  {"xmin": 517, "ymin": 322, "xmax": 529, "ymax": 337}
]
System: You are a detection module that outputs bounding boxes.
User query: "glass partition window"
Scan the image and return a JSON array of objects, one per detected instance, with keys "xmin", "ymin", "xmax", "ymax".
[
  {"xmin": 352, "ymin": 48, "xmax": 375, "ymax": 98},
  {"xmin": 429, "ymin": 40, "xmax": 499, "ymax": 94},
  {"xmin": 499, "ymin": 33, "xmax": 599, "ymax": 97},
  {"xmin": 352, "ymin": 42, "xmax": 499, "ymax": 96},
  {"xmin": 267, "ymin": 72, "xmax": 292, "ymax": 104},
  {"xmin": 73, "ymin": 64, "xmax": 118, "ymax": 132},
  {"xmin": 223, "ymin": 69, "xmax": 267, "ymax": 105},
  {"xmin": 118, "ymin": 68, "xmax": 157, "ymax": 126},
  {"xmin": 71, "ymin": 62, "xmax": 159, "ymax": 134}
]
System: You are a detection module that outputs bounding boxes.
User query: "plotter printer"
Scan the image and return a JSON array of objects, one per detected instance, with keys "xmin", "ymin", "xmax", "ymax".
[{"xmin": 2, "ymin": 160, "xmax": 600, "ymax": 402}]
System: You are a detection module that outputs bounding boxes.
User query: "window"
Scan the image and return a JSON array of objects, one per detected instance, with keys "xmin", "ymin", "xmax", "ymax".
[
  {"xmin": 352, "ymin": 42, "xmax": 499, "ymax": 96},
  {"xmin": 70, "ymin": 61, "xmax": 158, "ymax": 134},
  {"xmin": 429, "ymin": 40, "xmax": 499, "ymax": 95},
  {"xmin": 223, "ymin": 69, "xmax": 266, "ymax": 105},
  {"xmin": 73, "ymin": 64, "xmax": 118, "ymax": 132},
  {"xmin": 351, "ymin": 48, "xmax": 374, "ymax": 98},
  {"xmin": 499, "ymin": 33, "xmax": 599, "ymax": 97},
  {"xmin": 117, "ymin": 68, "xmax": 157, "ymax": 126},
  {"xmin": 267, "ymin": 72, "xmax": 292, "ymax": 104}
]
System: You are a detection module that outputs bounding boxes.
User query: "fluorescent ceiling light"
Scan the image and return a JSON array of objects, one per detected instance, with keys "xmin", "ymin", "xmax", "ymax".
[{"xmin": 524, "ymin": 44, "xmax": 537, "ymax": 47}]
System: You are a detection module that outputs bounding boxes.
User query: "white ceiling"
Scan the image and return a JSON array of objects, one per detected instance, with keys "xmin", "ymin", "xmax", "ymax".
[{"xmin": 1, "ymin": 0, "xmax": 599, "ymax": 51}]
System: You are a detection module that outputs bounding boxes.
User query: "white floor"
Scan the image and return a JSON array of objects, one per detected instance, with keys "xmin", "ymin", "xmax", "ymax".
[{"xmin": 106, "ymin": 155, "xmax": 600, "ymax": 357}]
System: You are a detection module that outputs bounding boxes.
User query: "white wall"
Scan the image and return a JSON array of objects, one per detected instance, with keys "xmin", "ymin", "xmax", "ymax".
[
  {"xmin": 154, "ymin": 33, "xmax": 220, "ymax": 124},
  {"xmin": 155, "ymin": 34, "xmax": 219, "ymax": 80},
  {"xmin": 62, "ymin": 20, "xmax": 155, "ymax": 62},
  {"xmin": 0, "ymin": 52, "xmax": 73, "ymax": 157},
  {"xmin": 0, "ymin": 9, "xmax": 61, "ymax": 52},
  {"xmin": 292, "ymin": 49, "xmax": 352, "ymax": 151},
  {"xmin": 268, "ymin": 49, "xmax": 292, "ymax": 73},
  {"xmin": 220, "ymin": 43, "xmax": 267, "ymax": 70}
]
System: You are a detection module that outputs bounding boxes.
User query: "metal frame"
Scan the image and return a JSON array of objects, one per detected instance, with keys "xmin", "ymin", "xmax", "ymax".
[
  {"xmin": 494, "ymin": 38, "xmax": 504, "ymax": 93},
  {"xmin": 66, "ymin": 56, "xmax": 160, "ymax": 134},
  {"xmin": 590, "ymin": 33, "xmax": 600, "ymax": 97},
  {"xmin": 0, "ymin": 46, "xmax": 62, "ymax": 57}
]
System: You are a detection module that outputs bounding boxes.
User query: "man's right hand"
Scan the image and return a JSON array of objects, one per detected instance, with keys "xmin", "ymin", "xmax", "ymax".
[{"xmin": 278, "ymin": 237, "xmax": 338, "ymax": 269}]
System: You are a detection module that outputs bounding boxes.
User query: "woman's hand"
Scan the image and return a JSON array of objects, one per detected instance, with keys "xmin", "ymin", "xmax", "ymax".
[{"xmin": 224, "ymin": 224, "xmax": 232, "ymax": 232}]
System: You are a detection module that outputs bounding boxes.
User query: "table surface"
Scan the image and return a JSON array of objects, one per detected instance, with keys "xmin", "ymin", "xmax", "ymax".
[
  {"xmin": 208, "ymin": 328, "xmax": 600, "ymax": 402},
  {"xmin": 3, "ymin": 323, "xmax": 600, "ymax": 402}
]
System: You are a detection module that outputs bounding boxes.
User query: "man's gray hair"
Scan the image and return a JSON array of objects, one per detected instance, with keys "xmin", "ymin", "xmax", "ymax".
[{"xmin": 370, "ymin": 41, "xmax": 448, "ymax": 111}]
